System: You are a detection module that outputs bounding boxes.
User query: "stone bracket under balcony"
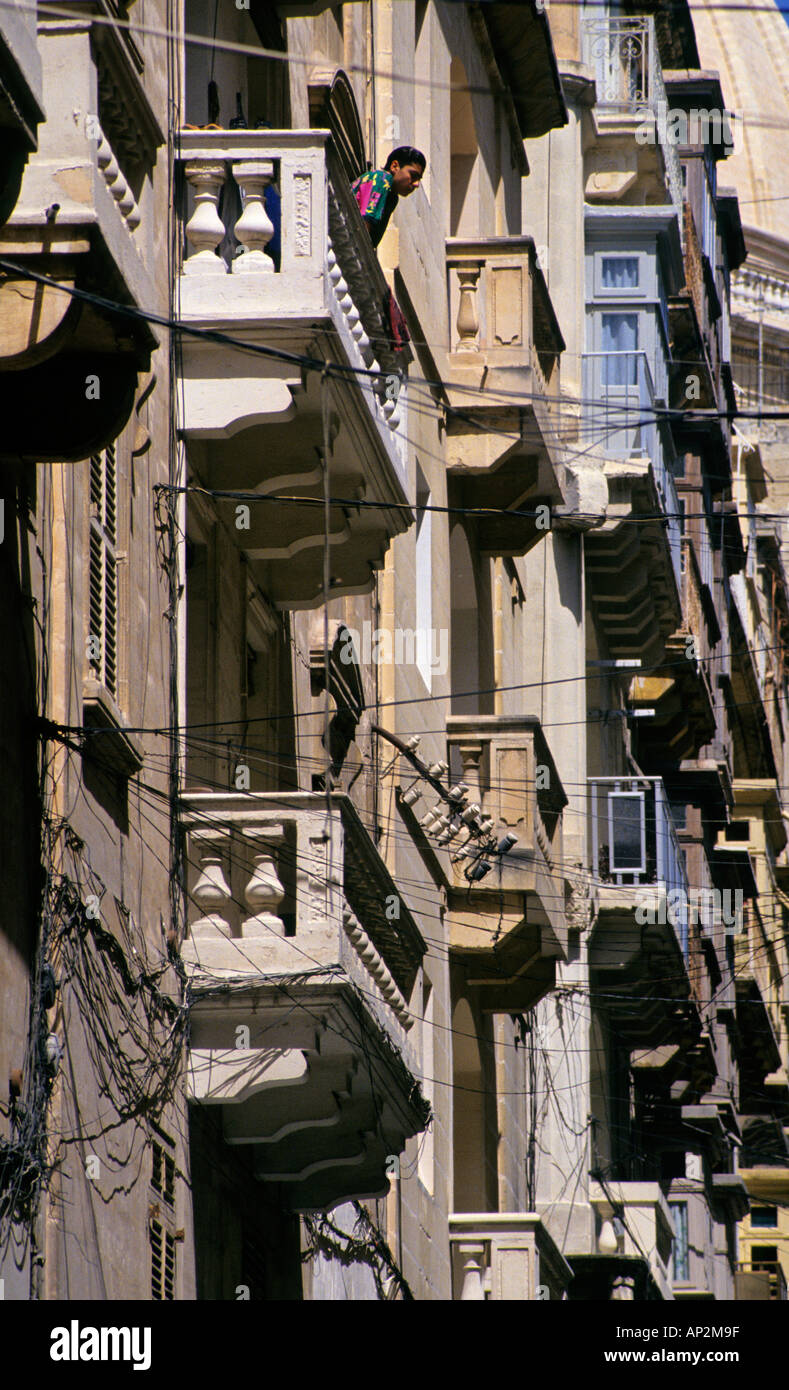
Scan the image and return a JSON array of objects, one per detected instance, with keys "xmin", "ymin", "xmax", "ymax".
[
  {"xmin": 445, "ymin": 715, "xmax": 567, "ymax": 1012},
  {"xmin": 180, "ymin": 791, "xmax": 428, "ymax": 1212},
  {"xmin": 628, "ymin": 630, "xmax": 716, "ymax": 764},
  {"xmin": 0, "ymin": 13, "xmax": 161, "ymax": 460},
  {"xmin": 176, "ymin": 130, "xmax": 411, "ymax": 608},
  {"xmin": 444, "ymin": 237, "xmax": 566, "ymax": 555},
  {"xmin": 585, "ymin": 457, "xmax": 682, "ymax": 661}
]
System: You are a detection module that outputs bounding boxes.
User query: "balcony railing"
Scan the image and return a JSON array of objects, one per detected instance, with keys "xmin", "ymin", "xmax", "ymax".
[
  {"xmin": 583, "ymin": 350, "xmax": 682, "ymax": 589},
  {"xmin": 180, "ymin": 791, "xmax": 428, "ymax": 1210},
  {"xmin": 442, "ymin": 715, "xmax": 567, "ymax": 1011},
  {"xmin": 590, "ymin": 1180, "xmax": 674, "ymax": 1301},
  {"xmin": 589, "ymin": 775, "xmax": 689, "ymax": 957},
  {"xmin": 177, "ymin": 128, "xmax": 409, "ymax": 429},
  {"xmin": 448, "ymin": 1214, "xmax": 572, "ymax": 1301},
  {"xmin": 735, "ymin": 1261, "xmax": 788, "ymax": 1301},
  {"xmin": 446, "ymin": 715, "xmax": 566, "ymax": 922},
  {"xmin": 582, "ymin": 14, "xmax": 683, "ymax": 214},
  {"xmin": 446, "ymin": 236, "xmax": 562, "ymax": 409}
]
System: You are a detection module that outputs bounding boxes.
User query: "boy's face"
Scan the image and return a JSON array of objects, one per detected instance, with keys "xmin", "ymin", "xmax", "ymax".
[{"xmin": 389, "ymin": 160, "xmax": 423, "ymax": 196}]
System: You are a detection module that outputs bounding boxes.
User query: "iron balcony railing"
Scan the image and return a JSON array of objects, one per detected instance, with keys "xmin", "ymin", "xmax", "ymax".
[
  {"xmin": 583, "ymin": 350, "xmax": 682, "ymax": 588},
  {"xmin": 582, "ymin": 14, "xmax": 684, "ymax": 216},
  {"xmin": 589, "ymin": 775, "xmax": 689, "ymax": 957}
]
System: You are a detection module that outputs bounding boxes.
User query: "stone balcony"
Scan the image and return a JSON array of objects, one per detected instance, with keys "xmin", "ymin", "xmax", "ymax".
[
  {"xmin": 175, "ymin": 129, "xmax": 412, "ymax": 610},
  {"xmin": 444, "ymin": 237, "xmax": 567, "ymax": 556},
  {"xmin": 180, "ymin": 791, "xmax": 428, "ymax": 1212},
  {"xmin": 628, "ymin": 536, "xmax": 717, "ymax": 761},
  {"xmin": 444, "ymin": 715, "xmax": 567, "ymax": 1012},
  {"xmin": 448, "ymin": 1214, "xmax": 572, "ymax": 1301},
  {"xmin": 0, "ymin": 9, "xmax": 161, "ymax": 459},
  {"xmin": 589, "ymin": 1180, "xmax": 675, "ymax": 1301},
  {"xmin": 733, "ymin": 919, "xmax": 783, "ymax": 1104}
]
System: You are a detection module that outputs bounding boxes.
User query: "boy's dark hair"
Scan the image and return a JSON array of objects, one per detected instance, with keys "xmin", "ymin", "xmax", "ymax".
[{"xmin": 385, "ymin": 146, "xmax": 426, "ymax": 172}]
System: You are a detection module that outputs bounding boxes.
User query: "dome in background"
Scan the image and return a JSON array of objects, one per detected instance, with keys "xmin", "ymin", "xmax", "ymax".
[{"xmin": 691, "ymin": 0, "xmax": 789, "ymax": 247}]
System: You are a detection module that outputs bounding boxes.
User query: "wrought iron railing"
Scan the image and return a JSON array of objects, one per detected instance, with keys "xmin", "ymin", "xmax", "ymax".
[
  {"xmin": 583, "ymin": 15, "xmax": 683, "ymax": 215},
  {"xmin": 589, "ymin": 775, "xmax": 689, "ymax": 956}
]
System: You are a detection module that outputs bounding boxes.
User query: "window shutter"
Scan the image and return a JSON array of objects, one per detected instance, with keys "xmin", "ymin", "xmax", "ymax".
[{"xmin": 88, "ymin": 447, "xmax": 118, "ymax": 698}]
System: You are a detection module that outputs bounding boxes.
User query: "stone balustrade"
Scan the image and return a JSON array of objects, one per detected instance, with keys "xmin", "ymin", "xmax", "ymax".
[
  {"xmin": 446, "ymin": 236, "xmax": 562, "ymax": 408},
  {"xmin": 448, "ymin": 1214, "xmax": 572, "ymax": 1300},
  {"xmin": 95, "ymin": 122, "xmax": 140, "ymax": 231},
  {"xmin": 589, "ymin": 1180, "xmax": 675, "ymax": 1301},
  {"xmin": 178, "ymin": 129, "xmax": 407, "ymax": 431},
  {"xmin": 443, "ymin": 716, "xmax": 568, "ymax": 1013},
  {"xmin": 179, "ymin": 790, "xmax": 429, "ymax": 1211}
]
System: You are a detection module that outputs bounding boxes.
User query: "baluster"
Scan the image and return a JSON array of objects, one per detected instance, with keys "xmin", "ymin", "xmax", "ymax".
[
  {"xmin": 189, "ymin": 830, "xmax": 232, "ymax": 938},
  {"xmin": 232, "ymin": 160, "xmax": 275, "ymax": 273},
  {"xmin": 455, "ymin": 265, "xmax": 481, "ymax": 351},
  {"xmin": 241, "ymin": 827, "xmax": 285, "ymax": 937},
  {"xmin": 457, "ymin": 1243, "xmax": 487, "ymax": 1300},
  {"xmin": 456, "ymin": 738, "xmax": 484, "ymax": 809},
  {"xmin": 183, "ymin": 160, "xmax": 227, "ymax": 275}
]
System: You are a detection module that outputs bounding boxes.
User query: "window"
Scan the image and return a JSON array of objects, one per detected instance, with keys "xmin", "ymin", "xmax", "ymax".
[
  {"xmin": 150, "ymin": 1220, "xmax": 176, "ymax": 1301},
  {"xmin": 670, "ymin": 1201, "xmax": 689, "ymax": 1282},
  {"xmin": 152, "ymin": 1141, "xmax": 176, "ymax": 1206},
  {"xmin": 751, "ymin": 1206, "xmax": 778, "ymax": 1229},
  {"xmin": 608, "ymin": 791, "xmax": 646, "ymax": 874},
  {"xmin": 751, "ymin": 1245, "xmax": 778, "ymax": 1267},
  {"xmin": 601, "ymin": 256, "xmax": 639, "ymax": 290},
  {"xmin": 150, "ymin": 1136, "xmax": 177, "ymax": 1301},
  {"xmin": 726, "ymin": 821, "xmax": 750, "ymax": 842},
  {"xmin": 601, "ymin": 313, "xmax": 638, "ymax": 385},
  {"xmin": 89, "ymin": 447, "xmax": 118, "ymax": 699}
]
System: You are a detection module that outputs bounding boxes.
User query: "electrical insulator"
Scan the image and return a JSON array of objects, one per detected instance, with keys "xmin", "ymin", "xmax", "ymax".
[
  {"xmin": 428, "ymin": 760, "xmax": 448, "ymax": 778},
  {"xmin": 461, "ymin": 803, "xmax": 481, "ymax": 825},
  {"xmin": 466, "ymin": 859, "xmax": 492, "ymax": 882},
  {"xmin": 498, "ymin": 833, "xmax": 518, "ymax": 854},
  {"xmin": 401, "ymin": 780, "xmax": 423, "ymax": 807},
  {"xmin": 447, "ymin": 783, "xmax": 469, "ymax": 801}
]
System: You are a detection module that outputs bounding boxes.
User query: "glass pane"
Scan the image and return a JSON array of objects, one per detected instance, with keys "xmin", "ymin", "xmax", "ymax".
[
  {"xmin": 670, "ymin": 1202, "xmax": 689, "ymax": 1281},
  {"xmin": 601, "ymin": 313, "xmax": 638, "ymax": 384},
  {"xmin": 609, "ymin": 793, "xmax": 645, "ymax": 871},
  {"xmin": 602, "ymin": 256, "xmax": 639, "ymax": 289},
  {"xmin": 751, "ymin": 1207, "xmax": 778, "ymax": 1229}
]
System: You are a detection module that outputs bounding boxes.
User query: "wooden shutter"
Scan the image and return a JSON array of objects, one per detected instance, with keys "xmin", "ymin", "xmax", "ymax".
[{"xmin": 88, "ymin": 446, "xmax": 118, "ymax": 698}]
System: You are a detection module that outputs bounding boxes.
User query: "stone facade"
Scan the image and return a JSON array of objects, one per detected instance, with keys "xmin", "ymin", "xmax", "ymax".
[{"xmin": 1, "ymin": 0, "xmax": 788, "ymax": 1305}]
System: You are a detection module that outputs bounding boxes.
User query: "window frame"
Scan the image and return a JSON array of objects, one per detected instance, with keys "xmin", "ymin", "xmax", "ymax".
[{"xmin": 596, "ymin": 252, "xmax": 643, "ymax": 297}]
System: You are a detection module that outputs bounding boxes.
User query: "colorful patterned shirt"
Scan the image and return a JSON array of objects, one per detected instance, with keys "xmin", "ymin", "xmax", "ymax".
[{"xmin": 350, "ymin": 169, "xmax": 398, "ymax": 248}]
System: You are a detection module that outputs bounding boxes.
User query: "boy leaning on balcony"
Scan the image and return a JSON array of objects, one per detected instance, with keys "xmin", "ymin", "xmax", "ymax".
[{"xmin": 351, "ymin": 146, "xmax": 426, "ymax": 248}]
